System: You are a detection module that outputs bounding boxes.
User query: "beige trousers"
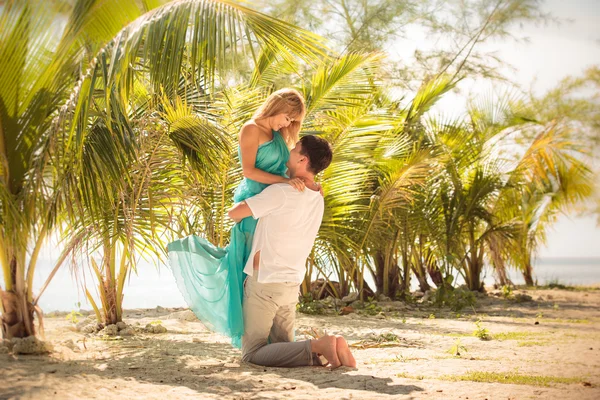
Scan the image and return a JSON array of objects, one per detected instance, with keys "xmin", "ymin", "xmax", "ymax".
[{"xmin": 241, "ymin": 273, "xmax": 323, "ymax": 367}]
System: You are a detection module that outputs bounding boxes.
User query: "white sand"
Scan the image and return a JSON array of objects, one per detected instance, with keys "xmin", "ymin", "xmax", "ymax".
[{"xmin": 1, "ymin": 287, "xmax": 599, "ymax": 399}]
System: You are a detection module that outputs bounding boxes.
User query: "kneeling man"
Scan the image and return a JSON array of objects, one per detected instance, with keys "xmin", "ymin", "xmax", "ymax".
[{"xmin": 228, "ymin": 135, "xmax": 356, "ymax": 368}]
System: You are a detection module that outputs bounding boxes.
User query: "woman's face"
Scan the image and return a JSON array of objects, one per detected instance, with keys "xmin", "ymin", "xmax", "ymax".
[{"xmin": 270, "ymin": 113, "xmax": 295, "ymax": 132}]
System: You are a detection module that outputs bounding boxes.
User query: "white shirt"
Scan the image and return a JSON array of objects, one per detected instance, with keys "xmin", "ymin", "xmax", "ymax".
[{"xmin": 243, "ymin": 183, "xmax": 324, "ymax": 283}]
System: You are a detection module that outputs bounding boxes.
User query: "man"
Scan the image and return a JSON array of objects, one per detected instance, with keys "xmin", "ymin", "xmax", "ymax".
[{"xmin": 228, "ymin": 135, "xmax": 356, "ymax": 369}]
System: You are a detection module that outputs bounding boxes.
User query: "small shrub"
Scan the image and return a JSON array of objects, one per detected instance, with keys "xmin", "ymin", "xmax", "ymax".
[
  {"xmin": 65, "ymin": 310, "xmax": 83, "ymax": 324},
  {"xmin": 447, "ymin": 338, "xmax": 468, "ymax": 357},
  {"xmin": 378, "ymin": 332, "xmax": 400, "ymax": 342},
  {"xmin": 361, "ymin": 297, "xmax": 383, "ymax": 316},
  {"xmin": 473, "ymin": 319, "xmax": 491, "ymax": 340},
  {"xmin": 512, "ymin": 293, "xmax": 533, "ymax": 303},
  {"xmin": 434, "ymin": 286, "xmax": 477, "ymax": 312},
  {"xmin": 547, "ymin": 279, "xmax": 567, "ymax": 290},
  {"xmin": 297, "ymin": 293, "xmax": 325, "ymax": 315},
  {"xmin": 65, "ymin": 302, "xmax": 83, "ymax": 324},
  {"xmin": 351, "ymin": 331, "xmax": 403, "ymax": 349}
]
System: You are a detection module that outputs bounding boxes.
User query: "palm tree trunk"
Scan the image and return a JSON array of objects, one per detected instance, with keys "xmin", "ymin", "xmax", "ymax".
[
  {"xmin": 339, "ymin": 267, "xmax": 349, "ymax": 297},
  {"xmin": 495, "ymin": 267, "xmax": 511, "ymax": 287},
  {"xmin": 466, "ymin": 259, "xmax": 482, "ymax": 291},
  {"xmin": 102, "ymin": 278, "xmax": 120, "ymax": 325},
  {"xmin": 398, "ymin": 255, "xmax": 411, "ymax": 298},
  {"xmin": 374, "ymin": 250, "xmax": 400, "ymax": 297},
  {"xmin": 488, "ymin": 238, "xmax": 511, "ymax": 287},
  {"xmin": 387, "ymin": 258, "xmax": 401, "ymax": 298},
  {"xmin": 0, "ymin": 289, "xmax": 35, "ymax": 339},
  {"xmin": 522, "ymin": 259, "xmax": 535, "ymax": 286},
  {"xmin": 350, "ymin": 262, "xmax": 375, "ymax": 298},
  {"xmin": 374, "ymin": 250, "xmax": 385, "ymax": 294},
  {"xmin": 411, "ymin": 237, "xmax": 431, "ymax": 292},
  {"xmin": 1, "ymin": 254, "xmax": 36, "ymax": 339},
  {"xmin": 375, "ymin": 230, "xmax": 402, "ymax": 298},
  {"xmin": 413, "ymin": 268, "xmax": 431, "ymax": 292},
  {"xmin": 466, "ymin": 226, "xmax": 484, "ymax": 291},
  {"xmin": 426, "ymin": 252, "xmax": 444, "ymax": 288}
]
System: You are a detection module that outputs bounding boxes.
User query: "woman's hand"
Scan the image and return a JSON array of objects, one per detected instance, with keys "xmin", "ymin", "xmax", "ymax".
[{"xmin": 286, "ymin": 177, "xmax": 306, "ymax": 191}]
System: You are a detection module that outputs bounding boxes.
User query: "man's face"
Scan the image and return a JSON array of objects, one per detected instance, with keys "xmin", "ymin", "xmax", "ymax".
[{"xmin": 286, "ymin": 141, "xmax": 305, "ymax": 174}]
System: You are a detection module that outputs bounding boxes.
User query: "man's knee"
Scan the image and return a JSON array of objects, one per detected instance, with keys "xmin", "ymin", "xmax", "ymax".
[
  {"xmin": 241, "ymin": 350, "xmax": 253, "ymax": 363},
  {"xmin": 241, "ymin": 347, "xmax": 268, "ymax": 366},
  {"xmin": 241, "ymin": 337, "xmax": 267, "ymax": 364}
]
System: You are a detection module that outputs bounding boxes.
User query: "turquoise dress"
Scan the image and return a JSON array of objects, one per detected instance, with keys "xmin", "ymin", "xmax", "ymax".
[{"xmin": 167, "ymin": 130, "xmax": 289, "ymax": 348}]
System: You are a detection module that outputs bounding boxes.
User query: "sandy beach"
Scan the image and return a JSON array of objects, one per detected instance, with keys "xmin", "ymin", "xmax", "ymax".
[{"xmin": 2, "ymin": 286, "xmax": 599, "ymax": 400}]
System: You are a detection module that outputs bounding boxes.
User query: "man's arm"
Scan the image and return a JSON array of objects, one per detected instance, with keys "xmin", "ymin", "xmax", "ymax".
[
  {"xmin": 227, "ymin": 201, "xmax": 253, "ymax": 223},
  {"xmin": 227, "ymin": 185, "xmax": 287, "ymax": 223}
]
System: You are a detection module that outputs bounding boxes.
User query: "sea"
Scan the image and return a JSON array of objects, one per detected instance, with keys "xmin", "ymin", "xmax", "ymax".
[{"xmin": 2, "ymin": 250, "xmax": 598, "ymax": 313}]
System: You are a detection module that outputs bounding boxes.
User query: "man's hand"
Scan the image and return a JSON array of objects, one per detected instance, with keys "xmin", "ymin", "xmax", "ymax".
[{"xmin": 228, "ymin": 201, "xmax": 253, "ymax": 223}]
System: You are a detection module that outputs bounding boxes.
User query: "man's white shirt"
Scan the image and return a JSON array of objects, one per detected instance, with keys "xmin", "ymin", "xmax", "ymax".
[{"xmin": 243, "ymin": 183, "xmax": 324, "ymax": 284}]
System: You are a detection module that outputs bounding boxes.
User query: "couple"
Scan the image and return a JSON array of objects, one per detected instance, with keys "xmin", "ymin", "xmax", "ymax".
[{"xmin": 168, "ymin": 89, "xmax": 356, "ymax": 368}]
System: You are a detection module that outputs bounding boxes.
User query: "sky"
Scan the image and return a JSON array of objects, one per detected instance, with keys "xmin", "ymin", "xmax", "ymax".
[{"xmin": 2, "ymin": 0, "xmax": 600, "ymax": 312}]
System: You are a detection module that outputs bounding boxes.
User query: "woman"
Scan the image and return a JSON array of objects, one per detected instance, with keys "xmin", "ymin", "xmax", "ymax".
[{"xmin": 168, "ymin": 89, "xmax": 307, "ymax": 348}]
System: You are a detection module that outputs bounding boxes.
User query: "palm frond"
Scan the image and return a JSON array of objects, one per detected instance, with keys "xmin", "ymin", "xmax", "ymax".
[{"xmin": 303, "ymin": 52, "xmax": 383, "ymax": 115}]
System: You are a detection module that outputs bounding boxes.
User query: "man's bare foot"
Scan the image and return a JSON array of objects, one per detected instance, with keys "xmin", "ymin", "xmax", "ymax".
[
  {"xmin": 335, "ymin": 335, "xmax": 357, "ymax": 368},
  {"xmin": 310, "ymin": 335, "xmax": 341, "ymax": 369}
]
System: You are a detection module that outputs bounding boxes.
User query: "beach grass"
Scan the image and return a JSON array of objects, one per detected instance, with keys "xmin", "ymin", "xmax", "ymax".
[
  {"xmin": 439, "ymin": 371, "xmax": 584, "ymax": 386},
  {"xmin": 493, "ymin": 331, "xmax": 544, "ymax": 340},
  {"xmin": 397, "ymin": 370, "xmax": 585, "ymax": 387}
]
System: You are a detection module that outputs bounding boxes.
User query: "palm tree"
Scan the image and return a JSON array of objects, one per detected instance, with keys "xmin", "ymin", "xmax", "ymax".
[
  {"xmin": 496, "ymin": 123, "xmax": 594, "ymax": 286},
  {"xmin": 418, "ymin": 96, "xmax": 522, "ymax": 292},
  {"xmin": 373, "ymin": 76, "xmax": 456, "ymax": 297},
  {"xmin": 60, "ymin": 91, "xmax": 212, "ymax": 325},
  {"xmin": 0, "ymin": 0, "xmax": 107, "ymax": 339}
]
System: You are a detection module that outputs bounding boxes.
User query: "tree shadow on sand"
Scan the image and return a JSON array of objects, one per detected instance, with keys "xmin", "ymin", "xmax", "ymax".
[{"xmin": 1, "ymin": 336, "xmax": 424, "ymax": 398}]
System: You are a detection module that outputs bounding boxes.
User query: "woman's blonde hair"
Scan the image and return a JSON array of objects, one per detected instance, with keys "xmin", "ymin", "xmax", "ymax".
[{"xmin": 253, "ymin": 88, "xmax": 306, "ymax": 147}]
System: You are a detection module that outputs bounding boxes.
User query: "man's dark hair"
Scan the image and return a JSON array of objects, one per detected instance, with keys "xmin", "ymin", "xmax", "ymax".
[{"xmin": 299, "ymin": 135, "xmax": 333, "ymax": 175}]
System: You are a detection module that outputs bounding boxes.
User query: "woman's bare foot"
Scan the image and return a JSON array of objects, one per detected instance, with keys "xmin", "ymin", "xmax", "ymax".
[
  {"xmin": 335, "ymin": 335, "xmax": 357, "ymax": 368},
  {"xmin": 310, "ymin": 335, "xmax": 341, "ymax": 369}
]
